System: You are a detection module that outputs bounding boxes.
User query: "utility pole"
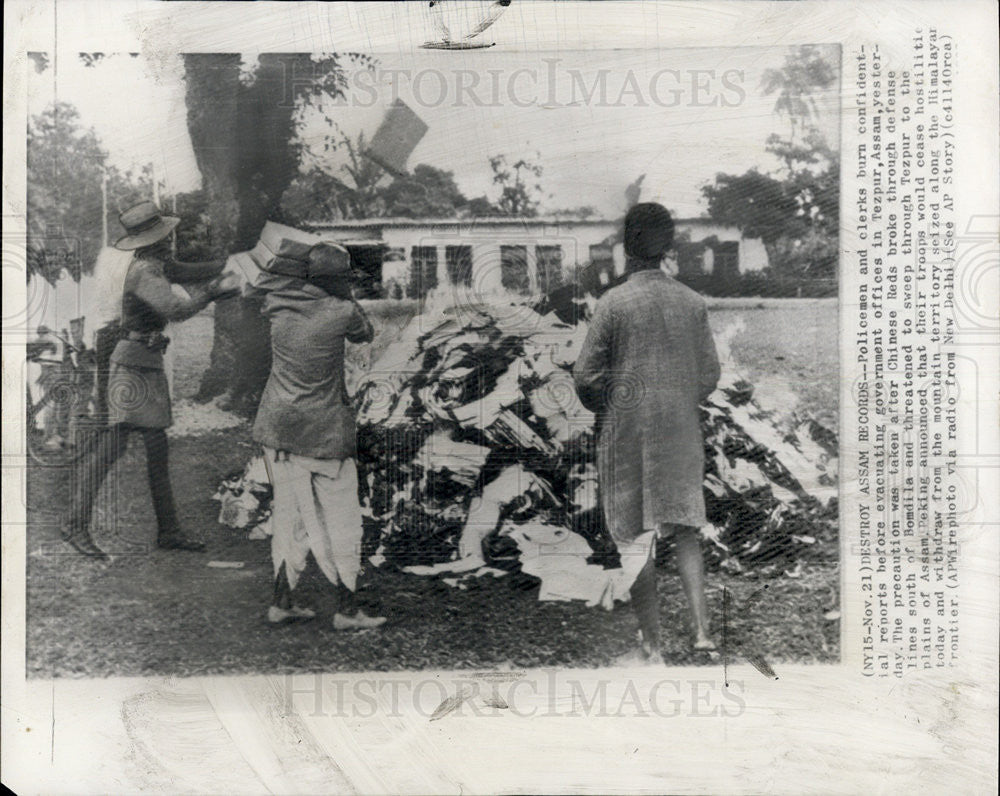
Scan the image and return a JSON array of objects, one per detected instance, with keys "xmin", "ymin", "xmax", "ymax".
[
  {"xmin": 151, "ymin": 162, "xmax": 160, "ymax": 206},
  {"xmin": 171, "ymin": 193, "xmax": 178, "ymax": 257},
  {"xmin": 101, "ymin": 170, "xmax": 108, "ymax": 248}
]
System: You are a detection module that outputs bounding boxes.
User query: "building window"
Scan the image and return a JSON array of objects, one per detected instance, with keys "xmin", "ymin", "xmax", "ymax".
[
  {"xmin": 712, "ymin": 241, "xmax": 739, "ymax": 280},
  {"xmin": 588, "ymin": 243, "xmax": 615, "ymax": 290},
  {"xmin": 676, "ymin": 241, "xmax": 705, "ymax": 278},
  {"xmin": 500, "ymin": 245, "xmax": 530, "ymax": 294},
  {"xmin": 535, "ymin": 245, "xmax": 563, "ymax": 293},
  {"xmin": 445, "ymin": 245, "xmax": 473, "ymax": 287},
  {"xmin": 408, "ymin": 246, "xmax": 438, "ymax": 299},
  {"xmin": 589, "ymin": 243, "xmax": 613, "ymax": 267},
  {"xmin": 348, "ymin": 244, "xmax": 386, "ymax": 300}
]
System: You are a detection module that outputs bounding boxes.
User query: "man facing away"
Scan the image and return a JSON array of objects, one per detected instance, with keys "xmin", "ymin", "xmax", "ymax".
[
  {"xmin": 252, "ymin": 242, "xmax": 386, "ymax": 630},
  {"xmin": 574, "ymin": 202, "xmax": 721, "ymax": 661}
]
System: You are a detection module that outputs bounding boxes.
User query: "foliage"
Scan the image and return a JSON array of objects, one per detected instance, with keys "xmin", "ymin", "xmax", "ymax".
[
  {"xmin": 282, "ymin": 130, "xmax": 386, "ymax": 222},
  {"xmin": 488, "ymin": 152, "xmax": 547, "ymax": 218},
  {"xmin": 701, "ymin": 46, "xmax": 839, "ymax": 284},
  {"xmin": 27, "ymin": 52, "xmax": 50, "ymax": 73},
  {"xmin": 464, "ymin": 195, "xmax": 502, "ymax": 218},
  {"xmin": 182, "ymin": 52, "xmax": 374, "ymax": 409},
  {"xmin": 26, "ymin": 102, "xmax": 154, "ymax": 281},
  {"xmin": 760, "ymin": 45, "xmax": 837, "ymax": 141},
  {"xmin": 378, "ymin": 164, "xmax": 468, "ymax": 218},
  {"xmin": 550, "ymin": 206, "xmax": 599, "ymax": 220},
  {"xmin": 280, "ymin": 167, "xmax": 354, "ymax": 225},
  {"xmin": 171, "ymin": 190, "xmax": 217, "ymax": 261},
  {"xmin": 182, "ymin": 52, "xmax": 376, "ymax": 251},
  {"xmin": 765, "ymin": 227, "xmax": 838, "ymax": 281},
  {"xmin": 329, "ymin": 130, "xmax": 388, "ymax": 218},
  {"xmin": 702, "ymin": 170, "xmax": 797, "ymax": 245},
  {"xmin": 284, "ymin": 156, "xmax": 470, "ymax": 224},
  {"xmin": 286, "ymin": 147, "xmax": 592, "ymax": 223},
  {"xmin": 286, "ymin": 147, "xmax": 558, "ymax": 223}
]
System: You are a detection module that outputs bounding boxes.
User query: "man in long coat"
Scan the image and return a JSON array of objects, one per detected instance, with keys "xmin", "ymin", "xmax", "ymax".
[{"xmin": 574, "ymin": 202, "xmax": 720, "ymax": 660}]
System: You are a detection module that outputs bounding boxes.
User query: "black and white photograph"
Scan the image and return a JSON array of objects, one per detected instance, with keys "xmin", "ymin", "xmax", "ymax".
[
  {"xmin": 4, "ymin": 1, "xmax": 998, "ymax": 794},
  {"xmin": 22, "ymin": 34, "xmax": 841, "ymax": 677}
]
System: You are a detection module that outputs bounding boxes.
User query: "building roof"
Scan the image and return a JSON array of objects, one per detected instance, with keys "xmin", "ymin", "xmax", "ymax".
[{"xmin": 305, "ymin": 216, "xmax": 721, "ymax": 230}]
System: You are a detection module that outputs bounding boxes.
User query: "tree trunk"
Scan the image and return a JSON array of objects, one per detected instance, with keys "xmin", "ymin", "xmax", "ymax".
[
  {"xmin": 185, "ymin": 54, "xmax": 307, "ymax": 415},
  {"xmin": 184, "ymin": 55, "xmax": 244, "ymax": 408}
]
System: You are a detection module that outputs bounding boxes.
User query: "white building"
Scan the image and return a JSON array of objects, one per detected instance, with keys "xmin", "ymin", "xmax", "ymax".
[{"xmin": 306, "ymin": 217, "xmax": 768, "ymax": 298}]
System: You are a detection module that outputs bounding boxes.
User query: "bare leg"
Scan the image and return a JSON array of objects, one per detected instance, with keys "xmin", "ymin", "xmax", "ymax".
[
  {"xmin": 629, "ymin": 556, "xmax": 661, "ymax": 656},
  {"xmin": 674, "ymin": 525, "xmax": 716, "ymax": 649}
]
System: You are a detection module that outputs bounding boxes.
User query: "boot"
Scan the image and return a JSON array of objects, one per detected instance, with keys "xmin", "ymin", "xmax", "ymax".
[
  {"xmin": 142, "ymin": 428, "xmax": 204, "ymax": 552},
  {"xmin": 61, "ymin": 526, "xmax": 109, "ymax": 561},
  {"xmin": 157, "ymin": 531, "xmax": 206, "ymax": 552}
]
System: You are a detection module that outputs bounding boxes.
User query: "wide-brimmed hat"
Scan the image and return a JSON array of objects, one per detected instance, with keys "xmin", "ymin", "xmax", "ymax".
[{"xmin": 113, "ymin": 201, "xmax": 180, "ymax": 251}]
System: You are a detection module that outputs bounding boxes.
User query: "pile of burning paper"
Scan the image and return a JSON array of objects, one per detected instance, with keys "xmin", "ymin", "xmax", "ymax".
[
  {"xmin": 215, "ymin": 298, "xmax": 837, "ymax": 601},
  {"xmin": 354, "ymin": 301, "xmax": 836, "ymax": 573},
  {"xmin": 213, "ymin": 456, "xmax": 273, "ymax": 539}
]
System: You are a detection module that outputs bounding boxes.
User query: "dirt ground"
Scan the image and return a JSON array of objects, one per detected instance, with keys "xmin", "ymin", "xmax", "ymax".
[{"xmin": 25, "ymin": 300, "xmax": 839, "ymax": 677}]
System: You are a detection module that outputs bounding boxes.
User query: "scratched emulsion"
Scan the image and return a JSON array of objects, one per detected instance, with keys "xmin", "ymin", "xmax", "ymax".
[
  {"xmin": 121, "ymin": 686, "xmax": 264, "ymax": 793},
  {"xmin": 121, "ymin": 680, "xmax": 353, "ymax": 794},
  {"xmin": 722, "ymin": 586, "xmax": 780, "ymax": 682},
  {"xmin": 18, "ymin": 668, "xmax": 994, "ymax": 793}
]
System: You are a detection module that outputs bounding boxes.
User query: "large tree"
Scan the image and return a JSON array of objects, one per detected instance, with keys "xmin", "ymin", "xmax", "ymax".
[
  {"xmin": 702, "ymin": 46, "xmax": 839, "ymax": 282},
  {"xmin": 378, "ymin": 164, "xmax": 468, "ymax": 218},
  {"xmin": 760, "ymin": 44, "xmax": 837, "ymax": 147},
  {"xmin": 702, "ymin": 150, "xmax": 838, "ymax": 280},
  {"xmin": 183, "ymin": 52, "xmax": 374, "ymax": 412}
]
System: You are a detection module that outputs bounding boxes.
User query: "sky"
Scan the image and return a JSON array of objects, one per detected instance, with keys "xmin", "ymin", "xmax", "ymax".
[{"xmin": 27, "ymin": 44, "xmax": 840, "ymax": 220}]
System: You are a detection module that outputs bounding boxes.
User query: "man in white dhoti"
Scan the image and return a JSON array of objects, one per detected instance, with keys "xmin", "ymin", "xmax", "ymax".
[
  {"xmin": 263, "ymin": 451, "xmax": 376, "ymax": 626},
  {"xmin": 253, "ymin": 242, "xmax": 386, "ymax": 629}
]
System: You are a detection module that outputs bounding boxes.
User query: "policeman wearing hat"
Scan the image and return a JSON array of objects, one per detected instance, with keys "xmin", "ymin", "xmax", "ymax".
[{"xmin": 63, "ymin": 201, "xmax": 240, "ymax": 559}]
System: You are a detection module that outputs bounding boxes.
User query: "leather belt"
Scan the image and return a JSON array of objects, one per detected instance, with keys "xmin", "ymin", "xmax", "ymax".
[{"xmin": 124, "ymin": 330, "xmax": 171, "ymax": 352}]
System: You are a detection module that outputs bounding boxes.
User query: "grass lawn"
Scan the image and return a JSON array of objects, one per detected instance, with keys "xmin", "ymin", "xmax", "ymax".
[
  {"xmin": 25, "ymin": 300, "xmax": 839, "ymax": 677},
  {"xmin": 709, "ymin": 299, "xmax": 838, "ymax": 429}
]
